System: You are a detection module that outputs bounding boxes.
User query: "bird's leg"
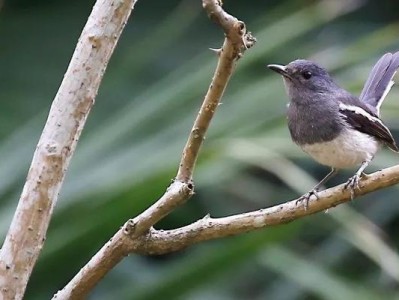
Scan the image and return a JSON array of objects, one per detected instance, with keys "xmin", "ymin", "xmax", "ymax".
[
  {"xmin": 296, "ymin": 168, "xmax": 338, "ymax": 210},
  {"xmin": 344, "ymin": 159, "xmax": 371, "ymax": 200}
]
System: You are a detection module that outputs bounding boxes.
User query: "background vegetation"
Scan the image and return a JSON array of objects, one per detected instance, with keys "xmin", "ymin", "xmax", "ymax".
[{"xmin": 2, "ymin": 0, "xmax": 399, "ymax": 299}]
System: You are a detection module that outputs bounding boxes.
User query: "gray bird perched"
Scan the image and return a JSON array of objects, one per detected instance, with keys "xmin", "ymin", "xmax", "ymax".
[{"xmin": 267, "ymin": 52, "xmax": 399, "ymax": 206}]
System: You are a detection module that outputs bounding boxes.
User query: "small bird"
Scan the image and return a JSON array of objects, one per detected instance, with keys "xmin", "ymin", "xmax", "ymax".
[{"xmin": 267, "ymin": 52, "xmax": 399, "ymax": 206}]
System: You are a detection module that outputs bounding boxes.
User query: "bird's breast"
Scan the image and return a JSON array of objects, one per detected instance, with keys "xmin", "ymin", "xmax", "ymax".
[{"xmin": 300, "ymin": 127, "xmax": 380, "ymax": 169}]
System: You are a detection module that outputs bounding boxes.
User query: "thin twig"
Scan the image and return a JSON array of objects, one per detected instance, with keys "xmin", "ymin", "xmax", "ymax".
[
  {"xmin": 176, "ymin": 0, "xmax": 255, "ymax": 183},
  {"xmin": 53, "ymin": 1, "xmax": 255, "ymax": 299},
  {"xmin": 0, "ymin": 0, "xmax": 138, "ymax": 299}
]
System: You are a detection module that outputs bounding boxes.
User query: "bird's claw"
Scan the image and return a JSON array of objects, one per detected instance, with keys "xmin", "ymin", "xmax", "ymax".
[
  {"xmin": 344, "ymin": 174, "xmax": 361, "ymax": 200},
  {"xmin": 296, "ymin": 189, "xmax": 319, "ymax": 210}
]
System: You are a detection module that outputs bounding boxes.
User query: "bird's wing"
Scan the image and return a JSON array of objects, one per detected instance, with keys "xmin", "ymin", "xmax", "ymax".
[
  {"xmin": 359, "ymin": 51, "xmax": 399, "ymax": 116},
  {"xmin": 339, "ymin": 103, "xmax": 398, "ymax": 152}
]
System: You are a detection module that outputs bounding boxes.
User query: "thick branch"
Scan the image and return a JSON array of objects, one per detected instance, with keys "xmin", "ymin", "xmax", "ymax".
[
  {"xmin": 0, "ymin": 0, "xmax": 138, "ymax": 299},
  {"xmin": 133, "ymin": 164, "xmax": 399, "ymax": 254},
  {"xmin": 54, "ymin": 1, "xmax": 255, "ymax": 299}
]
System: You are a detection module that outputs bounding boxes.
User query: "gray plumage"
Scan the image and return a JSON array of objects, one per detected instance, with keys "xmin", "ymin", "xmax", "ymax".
[
  {"xmin": 267, "ymin": 52, "xmax": 399, "ymax": 202},
  {"xmin": 271, "ymin": 59, "xmax": 397, "ymax": 150},
  {"xmin": 360, "ymin": 52, "xmax": 399, "ymax": 115}
]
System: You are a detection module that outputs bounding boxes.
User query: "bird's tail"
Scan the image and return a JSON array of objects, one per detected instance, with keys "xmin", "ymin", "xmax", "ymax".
[{"xmin": 359, "ymin": 51, "xmax": 399, "ymax": 116}]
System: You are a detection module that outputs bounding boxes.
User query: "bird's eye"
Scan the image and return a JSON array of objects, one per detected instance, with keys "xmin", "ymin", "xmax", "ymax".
[{"xmin": 302, "ymin": 71, "xmax": 312, "ymax": 80}]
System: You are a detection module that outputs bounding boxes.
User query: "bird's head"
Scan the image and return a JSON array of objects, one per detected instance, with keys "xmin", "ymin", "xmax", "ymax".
[{"xmin": 268, "ymin": 60, "xmax": 338, "ymax": 100}]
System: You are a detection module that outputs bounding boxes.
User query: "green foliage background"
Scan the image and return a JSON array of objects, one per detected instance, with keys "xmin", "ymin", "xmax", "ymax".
[{"xmin": 2, "ymin": 0, "xmax": 399, "ymax": 299}]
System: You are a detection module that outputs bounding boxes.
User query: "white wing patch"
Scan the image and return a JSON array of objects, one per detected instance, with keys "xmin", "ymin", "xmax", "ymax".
[
  {"xmin": 376, "ymin": 78, "xmax": 395, "ymax": 115},
  {"xmin": 338, "ymin": 103, "xmax": 381, "ymax": 124},
  {"xmin": 338, "ymin": 102, "xmax": 398, "ymax": 152}
]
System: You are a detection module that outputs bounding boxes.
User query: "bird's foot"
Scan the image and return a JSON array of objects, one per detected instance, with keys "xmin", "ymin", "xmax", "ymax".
[
  {"xmin": 344, "ymin": 174, "xmax": 362, "ymax": 200},
  {"xmin": 296, "ymin": 189, "xmax": 319, "ymax": 210}
]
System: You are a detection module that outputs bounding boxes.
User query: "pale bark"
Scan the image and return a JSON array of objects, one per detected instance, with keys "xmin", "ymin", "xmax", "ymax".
[
  {"xmin": 2, "ymin": 0, "xmax": 395, "ymax": 299},
  {"xmin": 53, "ymin": 1, "xmax": 256, "ymax": 299},
  {"xmin": 0, "ymin": 0, "xmax": 138, "ymax": 299},
  {"xmin": 134, "ymin": 165, "xmax": 399, "ymax": 254}
]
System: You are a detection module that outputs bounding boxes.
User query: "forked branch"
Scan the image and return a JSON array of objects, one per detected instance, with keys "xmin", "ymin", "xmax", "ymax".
[{"xmin": 53, "ymin": 0, "xmax": 255, "ymax": 299}]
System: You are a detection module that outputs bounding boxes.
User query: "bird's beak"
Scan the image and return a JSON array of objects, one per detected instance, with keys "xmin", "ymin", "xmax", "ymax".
[{"xmin": 267, "ymin": 64, "xmax": 291, "ymax": 79}]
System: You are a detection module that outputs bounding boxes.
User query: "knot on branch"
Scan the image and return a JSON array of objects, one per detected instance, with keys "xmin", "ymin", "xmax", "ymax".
[
  {"xmin": 243, "ymin": 31, "xmax": 256, "ymax": 50},
  {"xmin": 170, "ymin": 179, "xmax": 195, "ymax": 197},
  {"xmin": 123, "ymin": 219, "xmax": 136, "ymax": 235},
  {"xmin": 202, "ymin": 0, "xmax": 256, "ymax": 58},
  {"xmin": 229, "ymin": 21, "xmax": 257, "ymax": 58}
]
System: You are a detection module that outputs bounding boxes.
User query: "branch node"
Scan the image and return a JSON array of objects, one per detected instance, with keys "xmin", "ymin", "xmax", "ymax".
[
  {"xmin": 187, "ymin": 182, "xmax": 194, "ymax": 191},
  {"xmin": 235, "ymin": 21, "xmax": 246, "ymax": 35},
  {"xmin": 203, "ymin": 0, "xmax": 256, "ymax": 60},
  {"xmin": 243, "ymin": 31, "xmax": 256, "ymax": 49},
  {"xmin": 171, "ymin": 179, "xmax": 195, "ymax": 194},
  {"xmin": 191, "ymin": 127, "xmax": 202, "ymax": 139},
  {"xmin": 88, "ymin": 35, "xmax": 102, "ymax": 49},
  {"xmin": 123, "ymin": 219, "xmax": 136, "ymax": 235}
]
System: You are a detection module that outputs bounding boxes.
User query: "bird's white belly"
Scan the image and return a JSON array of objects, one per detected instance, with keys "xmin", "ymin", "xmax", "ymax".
[{"xmin": 300, "ymin": 128, "xmax": 380, "ymax": 169}]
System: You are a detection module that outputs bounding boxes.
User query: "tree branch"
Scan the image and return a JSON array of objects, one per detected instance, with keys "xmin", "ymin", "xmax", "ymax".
[
  {"xmin": 53, "ymin": 1, "xmax": 255, "ymax": 299},
  {"xmin": 0, "ymin": 0, "xmax": 138, "ymax": 299},
  {"xmin": 176, "ymin": 0, "xmax": 255, "ymax": 183},
  {"xmin": 55, "ymin": 163, "xmax": 399, "ymax": 300},
  {"xmin": 134, "ymin": 165, "xmax": 399, "ymax": 254},
  {"xmin": 51, "ymin": 0, "xmax": 399, "ymax": 297}
]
